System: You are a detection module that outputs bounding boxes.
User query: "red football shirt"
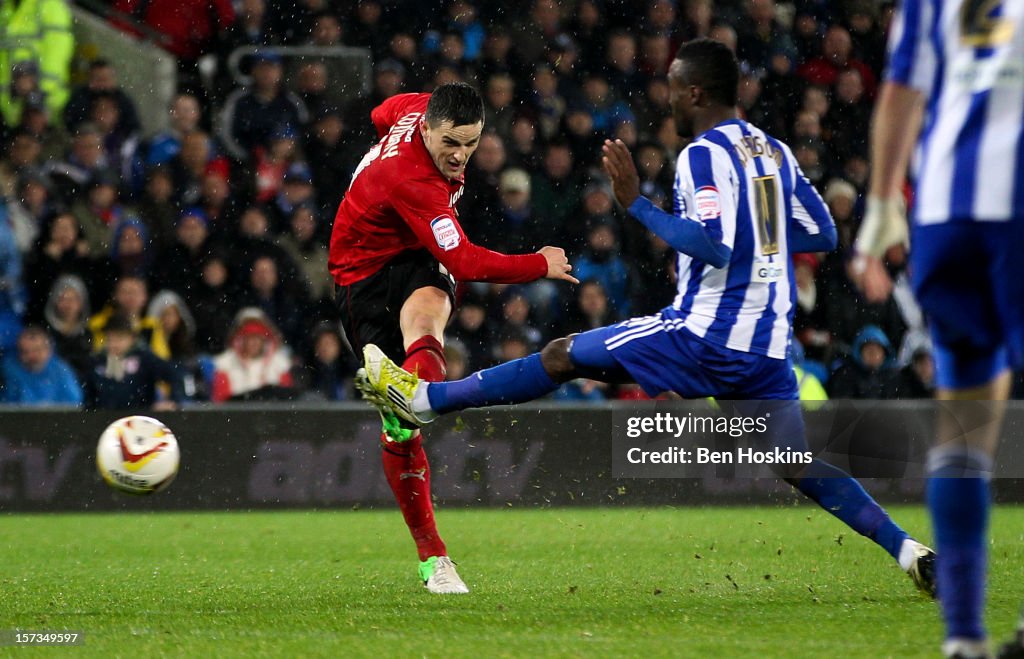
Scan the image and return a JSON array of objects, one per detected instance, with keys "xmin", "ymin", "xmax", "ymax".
[{"xmin": 329, "ymin": 93, "xmax": 548, "ymax": 286}]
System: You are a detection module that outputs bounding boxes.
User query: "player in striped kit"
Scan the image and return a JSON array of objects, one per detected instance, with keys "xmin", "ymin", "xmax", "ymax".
[
  {"xmin": 358, "ymin": 39, "xmax": 936, "ymax": 596},
  {"xmin": 854, "ymin": 2, "xmax": 1024, "ymax": 656}
]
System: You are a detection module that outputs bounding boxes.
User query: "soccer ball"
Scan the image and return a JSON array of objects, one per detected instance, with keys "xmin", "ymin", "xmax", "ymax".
[{"xmin": 96, "ymin": 416, "xmax": 180, "ymax": 495}]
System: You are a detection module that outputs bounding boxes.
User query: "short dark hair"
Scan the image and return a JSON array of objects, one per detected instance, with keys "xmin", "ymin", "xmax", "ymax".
[
  {"xmin": 674, "ymin": 39, "xmax": 739, "ymax": 107},
  {"xmin": 425, "ymin": 82, "xmax": 484, "ymax": 128}
]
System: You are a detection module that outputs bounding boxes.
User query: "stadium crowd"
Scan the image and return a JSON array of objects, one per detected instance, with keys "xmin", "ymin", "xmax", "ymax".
[{"xmin": 0, "ymin": 0, "xmax": 956, "ymax": 407}]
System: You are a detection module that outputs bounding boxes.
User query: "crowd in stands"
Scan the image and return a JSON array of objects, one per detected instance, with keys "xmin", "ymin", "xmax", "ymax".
[{"xmin": 0, "ymin": 0, "xmax": 969, "ymax": 408}]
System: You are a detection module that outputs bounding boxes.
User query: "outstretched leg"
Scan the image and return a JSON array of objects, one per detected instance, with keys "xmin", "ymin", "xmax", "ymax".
[{"xmin": 730, "ymin": 398, "xmax": 936, "ymax": 596}]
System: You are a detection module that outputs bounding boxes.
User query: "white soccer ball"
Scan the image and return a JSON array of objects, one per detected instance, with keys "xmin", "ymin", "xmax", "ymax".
[{"xmin": 96, "ymin": 416, "xmax": 180, "ymax": 495}]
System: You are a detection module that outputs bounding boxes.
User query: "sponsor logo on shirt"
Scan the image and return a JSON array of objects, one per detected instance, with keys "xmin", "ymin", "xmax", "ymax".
[
  {"xmin": 431, "ymin": 215, "xmax": 460, "ymax": 251},
  {"xmin": 694, "ymin": 186, "xmax": 721, "ymax": 222},
  {"xmin": 752, "ymin": 259, "xmax": 785, "ymax": 283}
]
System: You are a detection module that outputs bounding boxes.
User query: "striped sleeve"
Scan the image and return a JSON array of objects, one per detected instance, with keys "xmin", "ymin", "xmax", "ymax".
[
  {"xmin": 680, "ymin": 144, "xmax": 738, "ymax": 250},
  {"xmin": 885, "ymin": 0, "xmax": 938, "ymax": 94},
  {"xmin": 780, "ymin": 143, "xmax": 837, "ymax": 253}
]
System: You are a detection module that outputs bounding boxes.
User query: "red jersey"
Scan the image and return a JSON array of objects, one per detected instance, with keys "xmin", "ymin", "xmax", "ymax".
[{"xmin": 329, "ymin": 93, "xmax": 548, "ymax": 286}]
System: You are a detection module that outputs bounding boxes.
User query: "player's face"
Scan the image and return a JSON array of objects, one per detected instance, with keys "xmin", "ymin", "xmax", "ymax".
[
  {"xmin": 668, "ymin": 59, "xmax": 697, "ymax": 138},
  {"xmin": 421, "ymin": 119, "xmax": 483, "ymax": 180}
]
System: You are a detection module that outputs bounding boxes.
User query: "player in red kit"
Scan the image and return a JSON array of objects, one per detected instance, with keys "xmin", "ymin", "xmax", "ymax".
[{"xmin": 329, "ymin": 82, "xmax": 577, "ymax": 593}]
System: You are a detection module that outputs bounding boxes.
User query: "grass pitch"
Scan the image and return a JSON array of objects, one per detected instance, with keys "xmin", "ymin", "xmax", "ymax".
[{"xmin": 1, "ymin": 506, "xmax": 1021, "ymax": 658}]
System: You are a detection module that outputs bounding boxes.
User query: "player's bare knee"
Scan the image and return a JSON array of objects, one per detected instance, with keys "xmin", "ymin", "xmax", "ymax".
[{"xmin": 540, "ymin": 337, "xmax": 576, "ymax": 383}]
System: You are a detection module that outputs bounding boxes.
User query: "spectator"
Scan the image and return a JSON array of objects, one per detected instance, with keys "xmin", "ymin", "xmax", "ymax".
[
  {"xmin": 147, "ymin": 289, "xmax": 205, "ymax": 401},
  {"xmin": 170, "ymin": 130, "xmax": 228, "ymax": 209},
  {"xmin": 304, "ymin": 107, "xmax": 359, "ymax": 219},
  {"xmin": 42, "ymin": 274, "xmax": 92, "ymax": 379},
  {"xmin": 218, "ymin": 0, "xmax": 274, "ymax": 82},
  {"xmin": 111, "ymin": 0, "xmax": 234, "ymax": 66},
  {"xmin": 105, "ymin": 218, "xmax": 154, "ymax": 283},
  {"xmin": 298, "ymin": 321, "xmax": 354, "ymax": 401},
  {"xmin": 343, "ymin": 59, "xmax": 407, "ymax": 146},
  {"xmin": 793, "ymin": 252, "xmax": 830, "ymax": 364},
  {"xmin": 210, "ymin": 307, "xmax": 294, "ymax": 402},
  {"xmin": 198, "ymin": 164, "xmax": 238, "ymax": 236},
  {"xmin": 71, "ymin": 169, "xmax": 127, "ymax": 257},
  {"xmin": 135, "ymin": 166, "xmax": 179, "ymax": 253},
  {"xmin": 573, "ymin": 218, "xmax": 637, "ymax": 318},
  {"xmin": 82, "ymin": 312, "xmax": 183, "ymax": 410},
  {"xmin": 89, "ymin": 91, "xmax": 140, "ymax": 184},
  {"xmin": 7, "ymin": 170, "xmax": 49, "ymax": 254},
  {"xmin": 146, "ymin": 94, "xmax": 203, "ymax": 167},
  {"xmin": 295, "ymin": 61, "xmax": 332, "ymax": 119},
  {"xmin": 252, "ymin": 123, "xmax": 297, "ymax": 205},
  {"xmin": 560, "ymin": 279, "xmax": 617, "ymax": 335},
  {"xmin": 88, "ymin": 275, "xmax": 170, "ymax": 359},
  {"xmin": 269, "ymin": 162, "xmax": 317, "ymax": 236},
  {"xmin": 230, "ymin": 205, "xmax": 305, "ymax": 297},
  {"xmin": 528, "ymin": 65, "xmax": 567, "ymax": 142},
  {"xmin": 461, "ymin": 131, "xmax": 506, "ymax": 225},
  {"xmin": 3, "ymin": 130, "xmax": 45, "ymax": 192},
  {"xmin": 156, "ymin": 208, "xmax": 213, "ymax": 298},
  {"xmin": 219, "ymin": 51, "xmax": 309, "ymax": 162},
  {"xmin": 483, "ymin": 74, "xmax": 517, "ymax": 140},
  {"xmin": 1, "ymin": 325, "xmax": 82, "ymax": 405},
  {"xmin": 498, "ymin": 286, "xmax": 543, "ymax": 348},
  {"xmin": 23, "ymin": 212, "xmax": 93, "ymax": 322},
  {"xmin": 513, "ymin": 0, "xmax": 564, "ymax": 64},
  {"xmin": 443, "ymin": 338, "xmax": 470, "ymax": 381},
  {"xmin": 445, "ymin": 0, "xmax": 486, "ymax": 61},
  {"xmin": 570, "ymin": 181, "xmax": 619, "ymax": 253},
  {"xmin": 266, "ymin": 0, "xmax": 325, "ymax": 46},
  {"xmin": 345, "ymin": 0, "xmax": 389, "ymax": 59},
  {"xmin": 631, "ymin": 229, "xmax": 676, "ymax": 316},
  {"xmin": 44, "ymin": 124, "xmax": 109, "ymax": 202},
  {"xmin": 447, "ymin": 289, "xmax": 495, "ymax": 372},
  {"xmin": 883, "ymin": 345, "xmax": 935, "ymax": 400},
  {"xmin": 506, "ymin": 115, "xmax": 542, "ymax": 173},
  {"xmin": 828, "ymin": 325, "xmax": 896, "ymax": 399},
  {"xmin": 63, "ymin": 59, "xmax": 140, "ymax": 136},
  {"xmin": 604, "ymin": 30, "xmax": 644, "ymax": 101},
  {"xmin": 797, "ymin": 24, "xmax": 877, "ymax": 98},
  {"xmin": 307, "ymin": 10, "xmax": 344, "ymax": 47},
  {"xmin": 824, "ymin": 68, "xmax": 871, "ymax": 163},
  {"xmin": 238, "ymin": 254, "xmax": 305, "ymax": 351},
  {"xmin": 0, "ymin": 0, "xmax": 74, "ymax": 126},
  {"xmin": 3, "ymin": 61, "xmax": 46, "ymax": 129},
  {"xmin": 276, "ymin": 204, "xmax": 332, "ymax": 305},
  {"xmin": 575, "ymin": 74, "xmax": 636, "ymax": 137},
  {"xmin": 190, "ymin": 250, "xmax": 240, "ymax": 353},
  {"xmin": 531, "ymin": 140, "xmax": 582, "ymax": 231},
  {"xmin": 737, "ymin": 0, "xmax": 797, "ymax": 72},
  {"xmin": 481, "ymin": 168, "xmax": 544, "ymax": 252},
  {"xmin": 0, "ymin": 202, "xmax": 26, "ymax": 351}
]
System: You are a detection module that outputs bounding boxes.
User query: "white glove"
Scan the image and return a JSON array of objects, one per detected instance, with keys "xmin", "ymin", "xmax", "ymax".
[{"xmin": 854, "ymin": 195, "xmax": 909, "ymax": 259}]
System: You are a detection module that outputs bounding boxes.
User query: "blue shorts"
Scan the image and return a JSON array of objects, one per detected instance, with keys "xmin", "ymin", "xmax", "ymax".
[
  {"xmin": 567, "ymin": 313, "xmax": 799, "ymax": 400},
  {"xmin": 911, "ymin": 221, "xmax": 1024, "ymax": 389}
]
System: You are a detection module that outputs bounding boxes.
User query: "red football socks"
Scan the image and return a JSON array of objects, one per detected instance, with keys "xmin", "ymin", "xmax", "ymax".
[{"xmin": 380, "ymin": 335, "xmax": 447, "ymax": 561}]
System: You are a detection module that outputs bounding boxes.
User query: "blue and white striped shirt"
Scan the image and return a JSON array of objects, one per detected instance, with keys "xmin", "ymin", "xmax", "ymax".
[
  {"xmin": 643, "ymin": 119, "xmax": 834, "ymax": 359},
  {"xmin": 887, "ymin": 0, "xmax": 1024, "ymax": 224}
]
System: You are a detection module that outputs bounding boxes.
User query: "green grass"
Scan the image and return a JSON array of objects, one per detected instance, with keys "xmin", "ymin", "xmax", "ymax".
[{"xmin": 1, "ymin": 506, "xmax": 1021, "ymax": 657}]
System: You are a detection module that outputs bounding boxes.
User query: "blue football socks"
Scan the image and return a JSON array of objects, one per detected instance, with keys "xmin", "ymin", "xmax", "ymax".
[
  {"xmin": 927, "ymin": 446, "xmax": 993, "ymax": 641},
  {"xmin": 795, "ymin": 459, "xmax": 909, "ymax": 560},
  {"xmin": 428, "ymin": 353, "xmax": 558, "ymax": 415}
]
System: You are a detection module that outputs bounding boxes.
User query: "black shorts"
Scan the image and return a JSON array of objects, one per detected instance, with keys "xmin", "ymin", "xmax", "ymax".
[{"xmin": 336, "ymin": 249, "xmax": 456, "ymax": 362}]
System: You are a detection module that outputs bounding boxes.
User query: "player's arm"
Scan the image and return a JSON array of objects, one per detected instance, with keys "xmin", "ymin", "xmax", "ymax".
[
  {"xmin": 857, "ymin": 81, "xmax": 923, "ymax": 259},
  {"xmin": 854, "ymin": 0, "xmax": 928, "ymax": 301},
  {"xmin": 392, "ymin": 180, "xmax": 578, "ymax": 284},
  {"xmin": 370, "ymin": 93, "xmax": 430, "ymax": 139},
  {"xmin": 602, "ymin": 139, "xmax": 732, "ymax": 269},
  {"xmin": 788, "ymin": 157, "xmax": 837, "ymax": 254}
]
